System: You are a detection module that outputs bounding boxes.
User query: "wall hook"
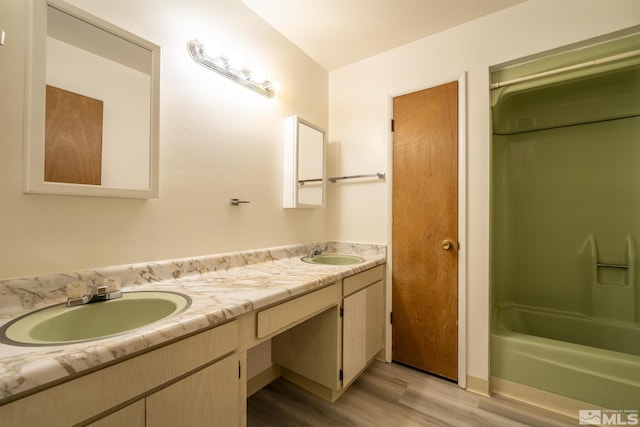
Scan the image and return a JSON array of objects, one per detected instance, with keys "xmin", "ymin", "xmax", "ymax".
[{"xmin": 230, "ymin": 198, "xmax": 250, "ymax": 206}]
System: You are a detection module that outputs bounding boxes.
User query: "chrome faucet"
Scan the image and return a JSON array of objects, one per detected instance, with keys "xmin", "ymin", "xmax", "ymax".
[
  {"xmin": 66, "ymin": 278, "xmax": 123, "ymax": 307},
  {"xmin": 308, "ymin": 246, "xmax": 323, "ymax": 259}
]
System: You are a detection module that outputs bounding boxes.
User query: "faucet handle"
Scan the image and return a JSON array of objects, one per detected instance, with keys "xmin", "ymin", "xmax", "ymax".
[
  {"xmin": 66, "ymin": 281, "xmax": 88, "ymax": 298},
  {"xmin": 103, "ymin": 276, "xmax": 121, "ymax": 293}
]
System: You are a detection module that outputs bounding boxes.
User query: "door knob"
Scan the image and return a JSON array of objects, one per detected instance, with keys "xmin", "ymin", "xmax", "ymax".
[{"xmin": 442, "ymin": 239, "xmax": 456, "ymax": 250}]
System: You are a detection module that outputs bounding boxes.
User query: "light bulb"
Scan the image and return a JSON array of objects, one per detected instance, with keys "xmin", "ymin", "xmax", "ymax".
[
  {"xmin": 228, "ymin": 53, "xmax": 246, "ymax": 71},
  {"xmin": 250, "ymin": 67, "xmax": 267, "ymax": 84},
  {"xmin": 201, "ymin": 39, "xmax": 222, "ymax": 59},
  {"xmin": 270, "ymin": 79, "xmax": 282, "ymax": 92}
]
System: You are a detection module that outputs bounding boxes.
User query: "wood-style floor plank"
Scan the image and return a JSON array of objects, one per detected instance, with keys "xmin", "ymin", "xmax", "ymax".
[{"xmin": 248, "ymin": 361, "xmax": 576, "ymax": 426}]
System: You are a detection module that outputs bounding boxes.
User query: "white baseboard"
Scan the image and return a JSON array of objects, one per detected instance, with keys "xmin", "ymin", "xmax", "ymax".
[
  {"xmin": 490, "ymin": 376, "xmax": 605, "ymax": 419},
  {"xmin": 466, "ymin": 375, "xmax": 490, "ymax": 396}
]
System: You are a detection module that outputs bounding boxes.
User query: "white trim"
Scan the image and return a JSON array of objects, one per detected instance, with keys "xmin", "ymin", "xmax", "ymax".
[
  {"xmin": 457, "ymin": 71, "xmax": 468, "ymax": 389},
  {"xmin": 490, "ymin": 376, "xmax": 602, "ymax": 419},
  {"xmin": 384, "ymin": 97, "xmax": 394, "ymax": 364},
  {"xmin": 385, "ymin": 72, "xmax": 468, "ymax": 388},
  {"xmin": 466, "ymin": 375, "xmax": 490, "ymax": 397}
]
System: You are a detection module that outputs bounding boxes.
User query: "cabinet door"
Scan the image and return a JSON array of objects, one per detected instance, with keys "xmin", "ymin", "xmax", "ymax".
[
  {"xmin": 146, "ymin": 353, "xmax": 241, "ymax": 427},
  {"xmin": 343, "ymin": 280, "xmax": 384, "ymax": 385},
  {"xmin": 88, "ymin": 400, "xmax": 144, "ymax": 427}
]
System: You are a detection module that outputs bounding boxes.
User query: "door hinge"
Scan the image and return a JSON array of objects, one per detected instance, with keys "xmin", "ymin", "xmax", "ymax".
[
  {"xmin": 340, "ymin": 306, "xmax": 344, "ymax": 317},
  {"xmin": 339, "ymin": 369, "xmax": 343, "ymax": 381},
  {"xmin": 391, "ymin": 119, "xmax": 395, "ymax": 132},
  {"xmin": 390, "ymin": 312, "xmax": 393, "ymax": 324}
]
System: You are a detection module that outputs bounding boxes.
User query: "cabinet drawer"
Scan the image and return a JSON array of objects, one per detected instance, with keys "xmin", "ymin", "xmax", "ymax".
[
  {"xmin": 343, "ymin": 265, "xmax": 384, "ymax": 296},
  {"xmin": 257, "ymin": 284, "xmax": 338, "ymax": 338}
]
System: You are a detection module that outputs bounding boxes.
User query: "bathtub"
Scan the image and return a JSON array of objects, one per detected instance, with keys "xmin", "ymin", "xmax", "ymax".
[{"xmin": 491, "ymin": 304, "xmax": 640, "ymax": 409}]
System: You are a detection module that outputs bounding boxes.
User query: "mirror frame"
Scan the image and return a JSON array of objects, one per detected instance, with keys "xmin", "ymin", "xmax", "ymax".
[
  {"xmin": 283, "ymin": 115, "xmax": 326, "ymax": 209},
  {"xmin": 23, "ymin": 0, "xmax": 160, "ymax": 198}
]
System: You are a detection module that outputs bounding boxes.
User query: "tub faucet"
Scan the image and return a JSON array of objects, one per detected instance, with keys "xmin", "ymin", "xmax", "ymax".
[{"xmin": 308, "ymin": 246, "xmax": 323, "ymax": 258}]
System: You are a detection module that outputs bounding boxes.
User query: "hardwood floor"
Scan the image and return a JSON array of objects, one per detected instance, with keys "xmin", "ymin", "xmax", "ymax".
[{"xmin": 247, "ymin": 361, "xmax": 576, "ymax": 426}]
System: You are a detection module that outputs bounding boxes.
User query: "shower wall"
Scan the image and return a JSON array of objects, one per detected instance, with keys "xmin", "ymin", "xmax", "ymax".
[{"xmin": 491, "ymin": 36, "xmax": 640, "ymax": 322}]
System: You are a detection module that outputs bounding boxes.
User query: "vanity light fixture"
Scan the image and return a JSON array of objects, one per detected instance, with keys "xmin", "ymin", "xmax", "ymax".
[{"xmin": 187, "ymin": 39, "xmax": 276, "ymax": 98}]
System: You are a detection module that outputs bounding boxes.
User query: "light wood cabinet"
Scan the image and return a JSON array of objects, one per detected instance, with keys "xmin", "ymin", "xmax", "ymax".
[
  {"xmin": 0, "ymin": 321, "xmax": 240, "ymax": 426},
  {"xmin": 146, "ymin": 352, "xmax": 241, "ymax": 427},
  {"xmin": 92, "ymin": 353, "xmax": 242, "ymax": 427},
  {"xmin": 256, "ymin": 284, "xmax": 338, "ymax": 339},
  {"xmin": 342, "ymin": 279, "xmax": 384, "ymax": 385},
  {"xmin": 272, "ymin": 265, "xmax": 385, "ymax": 401},
  {"xmin": 0, "ymin": 262, "xmax": 385, "ymax": 426}
]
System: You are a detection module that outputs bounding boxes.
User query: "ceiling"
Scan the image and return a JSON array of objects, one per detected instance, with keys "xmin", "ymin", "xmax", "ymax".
[{"xmin": 241, "ymin": 0, "xmax": 527, "ymax": 70}]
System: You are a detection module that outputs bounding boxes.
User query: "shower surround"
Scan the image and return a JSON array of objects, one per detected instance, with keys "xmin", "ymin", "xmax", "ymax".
[{"xmin": 490, "ymin": 33, "xmax": 640, "ymax": 411}]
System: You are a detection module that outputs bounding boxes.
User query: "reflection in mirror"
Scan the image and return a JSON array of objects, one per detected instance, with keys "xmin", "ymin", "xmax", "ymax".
[
  {"xmin": 283, "ymin": 116, "xmax": 326, "ymax": 208},
  {"xmin": 24, "ymin": 0, "xmax": 160, "ymax": 198}
]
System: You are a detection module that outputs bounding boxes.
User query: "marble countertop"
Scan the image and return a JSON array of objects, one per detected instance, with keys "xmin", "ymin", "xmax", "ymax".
[{"xmin": 0, "ymin": 242, "xmax": 385, "ymax": 403}]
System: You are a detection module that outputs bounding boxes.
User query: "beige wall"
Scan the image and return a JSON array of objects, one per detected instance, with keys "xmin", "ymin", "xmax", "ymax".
[
  {"xmin": 0, "ymin": 0, "xmax": 328, "ymax": 279},
  {"xmin": 328, "ymin": 0, "xmax": 640, "ymax": 381}
]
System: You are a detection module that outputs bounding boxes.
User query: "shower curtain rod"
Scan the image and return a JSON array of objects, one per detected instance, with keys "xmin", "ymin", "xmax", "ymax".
[{"xmin": 490, "ymin": 49, "xmax": 640, "ymax": 90}]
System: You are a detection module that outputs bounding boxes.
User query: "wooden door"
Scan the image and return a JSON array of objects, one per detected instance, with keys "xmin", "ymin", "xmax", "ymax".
[
  {"xmin": 45, "ymin": 85, "xmax": 103, "ymax": 185},
  {"xmin": 392, "ymin": 81, "xmax": 458, "ymax": 380}
]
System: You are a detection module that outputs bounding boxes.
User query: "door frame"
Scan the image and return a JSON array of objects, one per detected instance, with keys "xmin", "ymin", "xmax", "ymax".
[{"xmin": 385, "ymin": 72, "xmax": 468, "ymax": 389}]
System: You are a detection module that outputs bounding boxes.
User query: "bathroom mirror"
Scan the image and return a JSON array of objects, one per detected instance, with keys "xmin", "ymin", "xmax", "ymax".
[
  {"xmin": 23, "ymin": 0, "xmax": 160, "ymax": 198},
  {"xmin": 283, "ymin": 115, "xmax": 326, "ymax": 208}
]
